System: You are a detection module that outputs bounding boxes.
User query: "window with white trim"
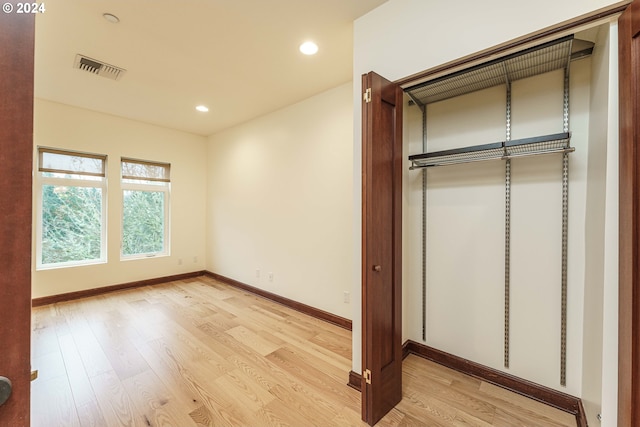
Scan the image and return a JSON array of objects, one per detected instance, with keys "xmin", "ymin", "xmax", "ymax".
[
  {"xmin": 120, "ymin": 158, "xmax": 170, "ymax": 259},
  {"xmin": 36, "ymin": 147, "xmax": 107, "ymax": 269}
]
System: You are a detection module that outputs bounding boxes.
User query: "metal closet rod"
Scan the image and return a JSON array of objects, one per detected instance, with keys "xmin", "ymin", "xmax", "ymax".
[{"xmin": 408, "ymin": 132, "xmax": 573, "ymax": 169}]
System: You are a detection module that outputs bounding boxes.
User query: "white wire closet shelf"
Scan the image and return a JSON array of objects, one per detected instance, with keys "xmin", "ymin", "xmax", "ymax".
[
  {"xmin": 405, "ymin": 35, "xmax": 576, "ymax": 106},
  {"xmin": 404, "ymin": 35, "xmax": 589, "ymax": 169}
]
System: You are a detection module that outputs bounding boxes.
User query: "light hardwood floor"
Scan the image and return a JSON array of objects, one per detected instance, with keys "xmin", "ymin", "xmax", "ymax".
[{"xmin": 31, "ymin": 277, "xmax": 576, "ymax": 426}]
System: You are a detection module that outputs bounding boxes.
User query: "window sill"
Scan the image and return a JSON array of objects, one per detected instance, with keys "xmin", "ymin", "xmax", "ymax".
[
  {"xmin": 36, "ymin": 259, "xmax": 107, "ymax": 271},
  {"xmin": 120, "ymin": 252, "xmax": 170, "ymax": 262}
]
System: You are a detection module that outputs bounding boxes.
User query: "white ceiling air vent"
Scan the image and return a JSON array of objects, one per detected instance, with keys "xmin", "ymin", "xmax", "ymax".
[{"xmin": 74, "ymin": 54, "xmax": 126, "ymax": 81}]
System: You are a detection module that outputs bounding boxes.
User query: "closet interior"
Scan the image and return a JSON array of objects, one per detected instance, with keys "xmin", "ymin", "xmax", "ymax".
[{"xmin": 401, "ymin": 20, "xmax": 616, "ymax": 399}]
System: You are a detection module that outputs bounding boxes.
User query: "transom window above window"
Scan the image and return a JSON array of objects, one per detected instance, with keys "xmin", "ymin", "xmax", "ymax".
[
  {"xmin": 39, "ymin": 148, "xmax": 106, "ymax": 179},
  {"xmin": 121, "ymin": 158, "xmax": 170, "ymax": 184},
  {"xmin": 120, "ymin": 157, "xmax": 171, "ymax": 259}
]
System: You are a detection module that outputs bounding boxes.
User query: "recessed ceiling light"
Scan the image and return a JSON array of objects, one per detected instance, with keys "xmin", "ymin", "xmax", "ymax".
[
  {"xmin": 195, "ymin": 105, "xmax": 209, "ymax": 112},
  {"xmin": 102, "ymin": 13, "xmax": 120, "ymax": 24},
  {"xmin": 299, "ymin": 41, "xmax": 319, "ymax": 55}
]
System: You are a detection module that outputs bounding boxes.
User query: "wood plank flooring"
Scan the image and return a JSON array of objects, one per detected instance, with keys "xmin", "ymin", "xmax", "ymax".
[{"xmin": 31, "ymin": 277, "xmax": 576, "ymax": 426}]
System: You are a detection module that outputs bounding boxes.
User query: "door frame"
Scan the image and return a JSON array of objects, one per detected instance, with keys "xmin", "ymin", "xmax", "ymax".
[
  {"xmin": 618, "ymin": 0, "xmax": 640, "ymax": 425},
  {"xmin": 0, "ymin": 7, "xmax": 35, "ymax": 427}
]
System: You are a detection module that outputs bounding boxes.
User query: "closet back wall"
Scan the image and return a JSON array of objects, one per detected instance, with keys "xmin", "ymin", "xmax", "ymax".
[
  {"xmin": 403, "ymin": 59, "xmax": 592, "ymax": 396},
  {"xmin": 206, "ymin": 83, "xmax": 353, "ymax": 320}
]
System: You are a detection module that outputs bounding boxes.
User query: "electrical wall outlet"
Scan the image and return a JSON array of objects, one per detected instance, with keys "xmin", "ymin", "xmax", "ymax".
[
  {"xmin": 178, "ymin": 258, "xmax": 183, "ymax": 265},
  {"xmin": 343, "ymin": 291, "xmax": 350, "ymax": 303},
  {"xmin": 193, "ymin": 256, "xmax": 198, "ymax": 263},
  {"xmin": 256, "ymin": 269, "xmax": 261, "ymax": 279},
  {"xmin": 268, "ymin": 272, "xmax": 274, "ymax": 282}
]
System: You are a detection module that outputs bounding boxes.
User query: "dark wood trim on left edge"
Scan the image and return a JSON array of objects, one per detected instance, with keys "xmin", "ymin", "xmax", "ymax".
[
  {"xmin": 0, "ymin": 10, "xmax": 35, "ymax": 426},
  {"xmin": 32, "ymin": 271, "xmax": 206, "ymax": 307},
  {"xmin": 204, "ymin": 271, "xmax": 352, "ymax": 331},
  {"xmin": 403, "ymin": 340, "xmax": 588, "ymax": 427}
]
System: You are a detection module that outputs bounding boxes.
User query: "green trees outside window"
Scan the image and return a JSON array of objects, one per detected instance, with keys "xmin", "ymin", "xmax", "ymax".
[
  {"xmin": 122, "ymin": 190, "xmax": 165, "ymax": 256},
  {"xmin": 120, "ymin": 158, "xmax": 170, "ymax": 258},
  {"xmin": 37, "ymin": 148, "xmax": 107, "ymax": 269},
  {"xmin": 41, "ymin": 184, "xmax": 102, "ymax": 264}
]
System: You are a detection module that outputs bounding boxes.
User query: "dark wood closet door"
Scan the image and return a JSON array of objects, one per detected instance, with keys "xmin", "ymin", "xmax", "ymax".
[
  {"xmin": 619, "ymin": 1, "xmax": 640, "ymax": 426},
  {"xmin": 361, "ymin": 71, "xmax": 403, "ymax": 425},
  {"xmin": 0, "ymin": 7, "xmax": 35, "ymax": 427}
]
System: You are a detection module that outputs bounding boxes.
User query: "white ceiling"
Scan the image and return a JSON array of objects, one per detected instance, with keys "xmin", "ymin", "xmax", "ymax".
[{"xmin": 34, "ymin": 0, "xmax": 387, "ymax": 136}]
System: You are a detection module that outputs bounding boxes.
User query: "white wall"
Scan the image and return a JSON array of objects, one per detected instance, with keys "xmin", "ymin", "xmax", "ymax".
[
  {"xmin": 581, "ymin": 24, "xmax": 611, "ymax": 424},
  {"xmin": 206, "ymin": 83, "xmax": 353, "ymax": 319},
  {"xmin": 600, "ymin": 21, "xmax": 619, "ymax": 427},
  {"xmin": 32, "ymin": 99, "xmax": 207, "ymax": 298},
  {"xmin": 353, "ymin": 0, "xmax": 623, "ymax": 388}
]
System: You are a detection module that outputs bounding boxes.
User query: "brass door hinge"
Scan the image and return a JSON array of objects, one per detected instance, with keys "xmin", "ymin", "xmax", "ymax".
[
  {"xmin": 363, "ymin": 88, "xmax": 372, "ymax": 103},
  {"xmin": 30, "ymin": 370, "xmax": 38, "ymax": 382},
  {"xmin": 363, "ymin": 368, "xmax": 372, "ymax": 385}
]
